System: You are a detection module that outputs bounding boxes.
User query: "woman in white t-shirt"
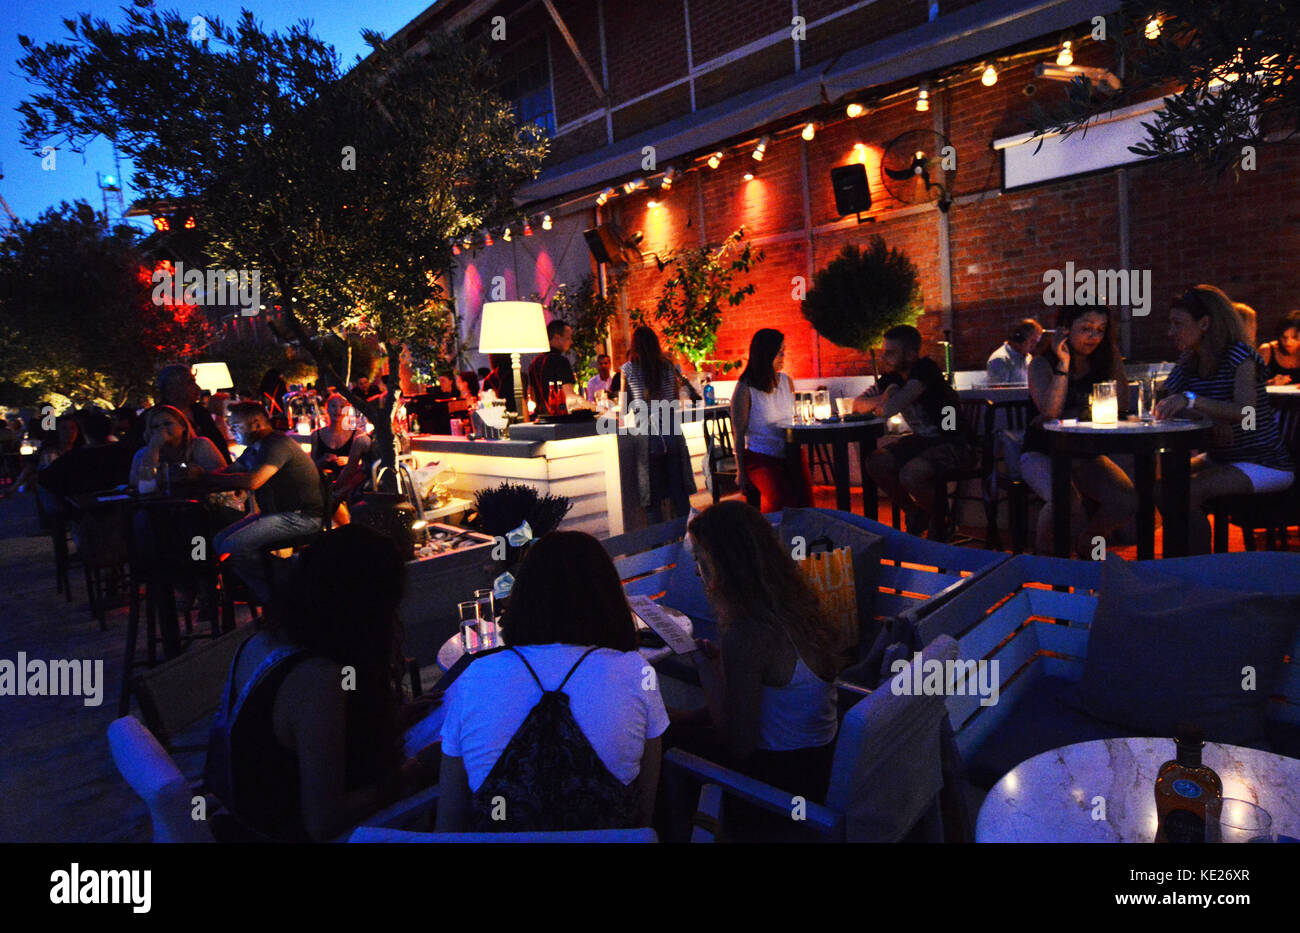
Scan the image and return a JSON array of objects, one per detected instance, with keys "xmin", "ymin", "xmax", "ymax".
[
  {"xmin": 437, "ymin": 532, "xmax": 668, "ymax": 831},
  {"xmin": 731, "ymin": 328, "xmax": 813, "ymax": 511}
]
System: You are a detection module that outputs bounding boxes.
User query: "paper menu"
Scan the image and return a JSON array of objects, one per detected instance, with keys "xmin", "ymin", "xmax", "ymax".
[{"xmin": 627, "ymin": 595, "xmax": 696, "ymax": 654}]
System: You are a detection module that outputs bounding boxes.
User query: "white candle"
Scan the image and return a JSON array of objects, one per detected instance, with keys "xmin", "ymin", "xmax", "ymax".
[{"xmin": 1092, "ymin": 396, "xmax": 1119, "ymax": 424}]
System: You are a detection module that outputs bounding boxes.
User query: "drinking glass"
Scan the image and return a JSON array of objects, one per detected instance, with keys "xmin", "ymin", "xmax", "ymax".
[
  {"xmin": 835, "ymin": 397, "xmax": 853, "ymax": 419},
  {"xmin": 1213, "ymin": 798, "xmax": 1273, "ymax": 843},
  {"xmin": 1091, "ymin": 380, "xmax": 1119, "ymax": 424},
  {"xmin": 1138, "ymin": 376, "xmax": 1156, "ymax": 422},
  {"xmin": 813, "ymin": 389, "xmax": 832, "ymax": 421},
  {"xmin": 474, "ymin": 588, "xmax": 497, "ymax": 648},
  {"xmin": 458, "ymin": 600, "xmax": 482, "ymax": 653}
]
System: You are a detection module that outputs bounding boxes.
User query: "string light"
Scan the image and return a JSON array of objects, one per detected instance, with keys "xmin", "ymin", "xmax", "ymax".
[
  {"xmin": 452, "ymin": 243, "xmax": 460, "ymax": 255},
  {"xmin": 916, "ymin": 87, "xmax": 930, "ymax": 112},
  {"xmin": 752, "ymin": 135, "xmax": 770, "ymax": 161},
  {"xmin": 541, "ymin": 214, "xmax": 552, "ymax": 230},
  {"xmin": 846, "ymin": 102, "xmax": 865, "ymax": 118},
  {"xmin": 1056, "ymin": 40, "xmax": 1073, "ymax": 67},
  {"xmin": 523, "ymin": 220, "xmax": 533, "ymax": 236},
  {"xmin": 801, "ymin": 122, "xmax": 816, "ymax": 141},
  {"xmin": 596, "ymin": 187, "xmax": 614, "ymax": 205},
  {"xmin": 1144, "ymin": 17, "xmax": 1161, "ymax": 40},
  {"xmin": 661, "ymin": 167, "xmax": 677, "ymax": 190},
  {"xmin": 462, "ymin": 237, "xmax": 472, "ymax": 250},
  {"xmin": 707, "ymin": 151, "xmax": 723, "ymax": 169},
  {"xmin": 502, "ymin": 227, "xmax": 511, "ymax": 242},
  {"xmin": 981, "ymin": 63, "xmax": 998, "ymax": 86},
  {"xmin": 483, "ymin": 231, "xmax": 493, "ymax": 246}
]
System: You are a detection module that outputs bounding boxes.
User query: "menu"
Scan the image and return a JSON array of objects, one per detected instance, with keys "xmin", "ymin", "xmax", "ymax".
[{"xmin": 627, "ymin": 595, "xmax": 696, "ymax": 654}]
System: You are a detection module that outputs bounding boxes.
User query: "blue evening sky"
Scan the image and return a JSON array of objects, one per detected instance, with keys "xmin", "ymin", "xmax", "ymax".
[{"xmin": 1, "ymin": 1, "xmax": 436, "ymax": 230}]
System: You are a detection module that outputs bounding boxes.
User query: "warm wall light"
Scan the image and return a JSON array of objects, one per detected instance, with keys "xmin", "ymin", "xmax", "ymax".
[
  {"xmin": 801, "ymin": 122, "xmax": 816, "ymax": 141},
  {"xmin": 648, "ymin": 199, "xmax": 660, "ymax": 209},
  {"xmin": 1056, "ymin": 40, "xmax": 1073, "ymax": 67},
  {"xmin": 623, "ymin": 178, "xmax": 645, "ymax": 194},
  {"xmin": 846, "ymin": 102, "xmax": 865, "ymax": 118},
  {"xmin": 752, "ymin": 135, "xmax": 770, "ymax": 161},
  {"xmin": 743, "ymin": 168, "xmax": 756, "ymax": 181},
  {"xmin": 541, "ymin": 214, "xmax": 552, "ymax": 230},
  {"xmin": 916, "ymin": 87, "xmax": 930, "ymax": 112},
  {"xmin": 1144, "ymin": 17, "xmax": 1161, "ymax": 40},
  {"xmin": 596, "ymin": 187, "xmax": 615, "ymax": 205},
  {"xmin": 707, "ymin": 151, "xmax": 724, "ymax": 169},
  {"xmin": 981, "ymin": 63, "xmax": 998, "ymax": 86}
]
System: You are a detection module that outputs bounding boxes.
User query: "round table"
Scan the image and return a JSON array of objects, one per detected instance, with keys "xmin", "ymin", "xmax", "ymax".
[
  {"xmin": 780, "ymin": 418, "xmax": 886, "ymax": 515},
  {"xmin": 1041, "ymin": 418, "xmax": 1214, "ymax": 559},
  {"xmin": 976, "ymin": 737, "xmax": 1300, "ymax": 843}
]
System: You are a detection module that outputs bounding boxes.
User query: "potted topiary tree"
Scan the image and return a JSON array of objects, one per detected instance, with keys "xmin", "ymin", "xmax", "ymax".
[{"xmin": 801, "ymin": 237, "xmax": 922, "ymax": 378}]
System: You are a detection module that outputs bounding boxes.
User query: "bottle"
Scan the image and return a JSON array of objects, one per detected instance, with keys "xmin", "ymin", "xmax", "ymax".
[
  {"xmin": 703, "ymin": 378, "xmax": 716, "ymax": 406},
  {"xmin": 1154, "ymin": 724, "xmax": 1223, "ymax": 843}
]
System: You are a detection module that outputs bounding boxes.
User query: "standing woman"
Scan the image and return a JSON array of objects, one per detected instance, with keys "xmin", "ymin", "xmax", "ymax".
[
  {"xmin": 731, "ymin": 328, "xmax": 812, "ymax": 512},
  {"xmin": 1156, "ymin": 285, "xmax": 1294, "ymax": 554},
  {"xmin": 1019, "ymin": 306, "xmax": 1137, "ymax": 556},
  {"xmin": 622, "ymin": 325, "xmax": 697, "ymax": 524},
  {"xmin": 1257, "ymin": 309, "xmax": 1300, "ymax": 386}
]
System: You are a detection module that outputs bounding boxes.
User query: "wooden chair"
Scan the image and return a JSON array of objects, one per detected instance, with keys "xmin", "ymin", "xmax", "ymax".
[
  {"xmin": 665, "ymin": 635, "xmax": 961, "ymax": 842},
  {"xmin": 931, "ymin": 398, "xmax": 998, "ymax": 547},
  {"xmin": 1209, "ymin": 407, "xmax": 1300, "ymax": 552},
  {"xmin": 700, "ymin": 408, "xmax": 746, "ymax": 504}
]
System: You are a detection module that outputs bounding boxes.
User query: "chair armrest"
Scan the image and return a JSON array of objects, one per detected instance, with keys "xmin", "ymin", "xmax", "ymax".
[
  {"xmin": 664, "ymin": 749, "xmax": 842, "ymax": 839},
  {"xmin": 334, "ymin": 785, "xmax": 441, "ymax": 842},
  {"xmin": 690, "ymin": 784, "xmax": 725, "ymax": 843}
]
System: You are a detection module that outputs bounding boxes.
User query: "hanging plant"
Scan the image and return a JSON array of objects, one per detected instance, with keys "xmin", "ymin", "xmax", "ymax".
[{"xmin": 801, "ymin": 237, "xmax": 922, "ymax": 377}]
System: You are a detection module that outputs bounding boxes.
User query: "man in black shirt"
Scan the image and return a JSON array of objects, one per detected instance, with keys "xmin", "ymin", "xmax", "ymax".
[
  {"xmin": 525, "ymin": 320, "xmax": 593, "ymax": 418},
  {"xmin": 204, "ymin": 402, "xmax": 324, "ymax": 603},
  {"xmin": 854, "ymin": 325, "xmax": 975, "ymax": 540}
]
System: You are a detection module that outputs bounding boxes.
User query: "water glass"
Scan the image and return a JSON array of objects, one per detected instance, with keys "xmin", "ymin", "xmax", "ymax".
[
  {"xmin": 835, "ymin": 397, "xmax": 854, "ymax": 419},
  {"xmin": 812, "ymin": 389, "xmax": 832, "ymax": 421},
  {"xmin": 474, "ymin": 588, "xmax": 498, "ymax": 648},
  {"xmin": 458, "ymin": 600, "xmax": 482, "ymax": 653},
  {"xmin": 1138, "ymin": 376, "xmax": 1156, "ymax": 422},
  {"xmin": 1213, "ymin": 798, "xmax": 1274, "ymax": 843}
]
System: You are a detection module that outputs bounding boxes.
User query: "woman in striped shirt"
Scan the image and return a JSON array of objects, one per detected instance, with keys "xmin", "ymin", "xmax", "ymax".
[
  {"xmin": 622, "ymin": 326, "xmax": 698, "ymax": 524},
  {"xmin": 1155, "ymin": 284, "xmax": 1295, "ymax": 554}
]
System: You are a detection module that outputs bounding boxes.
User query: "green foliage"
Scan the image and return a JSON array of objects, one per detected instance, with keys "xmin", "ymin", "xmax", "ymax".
[
  {"xmin": 1028, "ymin": 2, "xmax": 1300, "ymax": 177},
  {"xmin": 801, "ymin": 238, "xmax": 922, "ymax": 355},
  {"xmin": 0, "ymin": 201, "xmax": 214, "ymax": 406},
  {"xmin": 472, "ymin": 482, "xmax": 572, "ymax": 538},
  {"xmin": 543, "ymin": 275, "xmax": 620, "ymax": 386},
  {"xmin": 632, "ymin": 229, "xmax": 762, "ymax": 372},
  {"xmin": 17, "ymin": 10, "xmax": 546, "ymax": 482}
]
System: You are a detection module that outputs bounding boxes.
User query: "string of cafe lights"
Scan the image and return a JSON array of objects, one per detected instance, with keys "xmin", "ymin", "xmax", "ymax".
[{"xmin": 453, "ymin": 14, "xmax": 1167, "ymax": 255}]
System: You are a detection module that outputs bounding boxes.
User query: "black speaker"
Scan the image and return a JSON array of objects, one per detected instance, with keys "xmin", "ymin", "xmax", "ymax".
[
  {"xmin": 830, "ymin": 163, "xmax": 871, "ymax": 216},
  {"xmin": 584, "ymin": 225, "xmax": 623, "ymax": 265}
]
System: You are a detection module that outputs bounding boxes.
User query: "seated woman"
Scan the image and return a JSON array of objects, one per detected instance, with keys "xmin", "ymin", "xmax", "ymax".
[
  {"xmin": 1156, "ymin": 285, "xmax": 1295, "ymax": 554},
  {"xmin": 1258, "ymin": 308, "xmax": 1300, "ymax": 386},
  {"xmin": 130, "ymin": 405, "xmax": 244, "ymax": 527},
  {"xmin": 436, "ymin": 531, "xmax": 667, "ymax": 832},
  {"xmin": 1019, "ymin": 305, "xmax": 1138, "ymax": 557},
  {"xmin": 309, "ymin": 394, "xmax": 358, "ymax": 481},
  {"xmin": 205, "ymin": 525, "xmax": 416, "ymax": 842},
  {"xmin": 673, "ymin": 500, "xmax": 843, "ymax": 802}
]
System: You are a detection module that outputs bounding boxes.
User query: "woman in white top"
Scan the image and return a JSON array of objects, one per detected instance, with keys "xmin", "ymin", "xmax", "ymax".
[
  {"xmin": 731, "ymin": 328, "xmax": 813, "ymax": 511},
  {"xmin": 437, "ymin": 531, "xmax": 668, "ymax": 831},
  {"xmin": 681, "ymin": 500, "xmax": 842, "ymax": 802}
]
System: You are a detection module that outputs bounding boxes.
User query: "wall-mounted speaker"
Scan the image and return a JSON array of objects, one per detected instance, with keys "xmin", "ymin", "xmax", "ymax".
[
  {"xmin": 830, "ymin": 164, "xmax": 871, "ymax": 217},
  {"xmin": 584, "ymin": 224, "xmax": 626, "ymax": 265}
]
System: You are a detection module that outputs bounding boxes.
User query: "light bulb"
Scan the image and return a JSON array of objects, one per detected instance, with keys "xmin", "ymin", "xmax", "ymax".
[
  {"xmin": 707, "ymin": 151, "xmax": 723, "ymax": 169},
  {"xmin": 981, "ymin": 64, "xmax": 998, "ymax": 87},
  {"xmin": 1144, "ymin": 17, "xmax": 1160, "ymax": 40},
  {"xmin": 916, "ymin": 88, "xmax": 930, "ymax": 112},
  {"xmin": 752, "ymin": 135, "xmax": 769, "ymax": 161},
  {"xmin": 846, "ymin": 102, "xmax": 865, "ymax": 119},
  {"xmin": 801, "ymin": 122, "xmax": 816, "ymax": 141},
  {"xmin": 541, "ymin": 214, "xmax": 552, "ymax": 230},
  {"xmin": 1056, "ymin": 41, "xmax": 1073, "ymax": 67}
]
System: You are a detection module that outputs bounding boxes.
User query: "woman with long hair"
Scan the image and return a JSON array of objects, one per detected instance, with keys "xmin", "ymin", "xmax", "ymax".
[
  {"xmin": 1156, "ymin": 285, "xmax": 1294, "ymax": 553},
  {"xmin": 731, "ymin": 328, "xmax": 813, "ymax": 511},
  {"xmin": 622, "ymin": 324, "xmax": 697, "ymax": 524},
  {"xmin": 205, "ymin": 525, "xmax": 413, "ymax": 842},
  {"xmin": 436, "ymin": 531, "xmax": 667, "ymax": 831},
  {"xmin": 677, "ymin": 501, "xmax": 842, "ymax": 801},
  {"xmin": 1258, "ymin": 308, "xmax": 1300, "ymax": 386},
  {"xmin": 1019, "ymin": 305, "xmax": 1137, "ymax": 556}
]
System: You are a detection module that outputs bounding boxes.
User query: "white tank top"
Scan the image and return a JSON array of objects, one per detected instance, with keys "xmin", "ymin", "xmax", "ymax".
[
  {"xmin": 757, "ymin": 635, "xmax": 839, "ymax": 752},
  {"xmin": 744, "ymin": 375, "xmax": 794, "ymax": 457}
]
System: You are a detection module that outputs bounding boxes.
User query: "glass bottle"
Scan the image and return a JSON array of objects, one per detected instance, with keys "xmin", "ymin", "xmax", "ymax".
[{"xmin": 1154, "ymin": 724, "xmax": 1223, "ymax": 843}]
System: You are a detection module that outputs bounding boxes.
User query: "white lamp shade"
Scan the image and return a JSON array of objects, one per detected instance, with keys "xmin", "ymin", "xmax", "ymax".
[
  {"xmin": 478, "ymin": 301, "xmax": 550, "ymax": 354},
  {"xmin": 192, "ymin": 362, "xmax": 234, "ymax": 392}
]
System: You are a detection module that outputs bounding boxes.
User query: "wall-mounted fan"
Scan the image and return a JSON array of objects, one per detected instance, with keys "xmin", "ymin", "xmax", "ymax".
[{"xmin": 880, "ymin": 129, "xmax": 955, "ymax": 212}]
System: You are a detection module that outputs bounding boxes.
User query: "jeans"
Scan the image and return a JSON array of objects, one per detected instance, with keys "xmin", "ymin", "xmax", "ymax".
[{"xmin": 213, "ymin": 510, "xmax": 322, "ymax": 604}]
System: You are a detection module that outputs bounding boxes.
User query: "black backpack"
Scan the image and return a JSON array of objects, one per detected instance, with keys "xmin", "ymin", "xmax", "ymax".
[{"xmin": 470, "ymin": 647, "xmax": 640, "ymax": 832}]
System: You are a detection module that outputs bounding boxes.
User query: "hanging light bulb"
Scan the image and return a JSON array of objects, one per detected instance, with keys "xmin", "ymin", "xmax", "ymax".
[
  {"xmin": 541, "ymin": 214, "xmax": 552, "ymax": 230},
  {"xmin": 1056, "ymin": 40, "xmax": 1073, "ymax": 67},
  {"xmin": 752, "ymin": 135, "xmax": 770, "ymax": 162},
  {"xmin": 596, "ymin": 187, "xmax": 615, "ymax": 205},
  {"xmin": 523, "ymin": 220, "xmax": 533, "ymax": 236},
  {"xmin": 846, "ymin": 102, "xmax": 865, "ymax": 119},
  {"xmin": 801, "ymin": 122, "xmax": 816, "ymax": 141},
  {"xmin": 981, "ymin": 63, "xmax": 998, "ymax": 87},
  {"xmin": 916, "ymin": 87, "xmax": 930, "ymax": 112},
  {"xmin": 1144, "ymin": 17, "xmax": 1161, "ymax": 40},
  {"xmin": 502, "ymin": 227, "xmax": 511, "ymax": 242},
  {"xmin": 484, "ymin": 231, "xmax": 493, "ymax": 246},
  {"xmin": 462, "ymin": 237, "xmax": 472, "ymax": 250},
  {"xmin": 707, "ymin": 151, "xmax": 724, "ymax": 169},
  {"xmin": 661, "ymin": 167, "xmax": 677, "ymax": 190},
  {"xmin": 452, "ymin": 243, "xmax": 460, "ymax": 255}
]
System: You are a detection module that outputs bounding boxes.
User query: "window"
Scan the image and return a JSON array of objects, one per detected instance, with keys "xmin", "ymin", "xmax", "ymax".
[{"xmin": 500, "ymin": 54, "xmax": 555, "ymax": 137}]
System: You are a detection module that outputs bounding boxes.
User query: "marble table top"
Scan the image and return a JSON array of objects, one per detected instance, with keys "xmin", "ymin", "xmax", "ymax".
[{"xmin": 977, "ymin": 737, "xmax": 1300, "ymax": 843}]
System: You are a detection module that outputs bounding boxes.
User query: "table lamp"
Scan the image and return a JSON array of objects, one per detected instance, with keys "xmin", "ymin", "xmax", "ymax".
[
  {"xmin": 192, "ymin": 362, "xmax": 234, "ymax": 393},
  {"xmin": 478, "ymin": 301, "xmax": 550, "ymax": 421}
]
